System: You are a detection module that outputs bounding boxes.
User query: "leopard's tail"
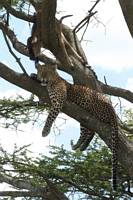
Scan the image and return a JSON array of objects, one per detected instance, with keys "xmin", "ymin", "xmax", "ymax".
[{"xmin": 111, "ymin": 115, "xmax": 118, "ymax": 190}]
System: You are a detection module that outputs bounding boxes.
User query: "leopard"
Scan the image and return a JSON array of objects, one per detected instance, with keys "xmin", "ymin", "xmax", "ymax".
[{"xmin": 36, "ymin": 63, "xmax": 118, "ymax": 190}]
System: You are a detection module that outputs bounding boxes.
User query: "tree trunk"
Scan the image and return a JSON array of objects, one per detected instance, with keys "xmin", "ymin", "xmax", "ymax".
[{"xmin": 119, "ymin": 0, "xmax": 133, "ymax": 37}]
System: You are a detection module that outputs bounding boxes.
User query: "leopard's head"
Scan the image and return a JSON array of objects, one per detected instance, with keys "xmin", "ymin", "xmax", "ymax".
[{"xmin": 36, "ymin": 63, "xmax": 57, "ymax": 86}]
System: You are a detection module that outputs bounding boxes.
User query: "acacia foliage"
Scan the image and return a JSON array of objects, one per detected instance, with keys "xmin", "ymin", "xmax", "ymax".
[
  {"xmin": 0, "ymin": 138, "xmax": 132, "ymax": 200},
  {"xmin": 0, "ymin": 97, "xmax": 133, "ymax": 199}
]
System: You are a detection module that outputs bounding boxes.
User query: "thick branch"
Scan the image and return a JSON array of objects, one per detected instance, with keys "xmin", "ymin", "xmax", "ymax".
[
  {"xmin": 0, "ymin": 191, "xmax": 42, "ymax": 197},
  {"xmin": 0, "ymin": 173, "xmax": 41, "ymax": 192},
  {"xmin": 100, "ymin": 82, "xmax": 133, "ymax": 103},
  {"xmin": 0, "ymin": 62, "xmax": 133, "ymax": 179},
  {"xmin": 0, "ymin": 62, "xmax": 47, "ymax": 101},
  {"xmin": 0, "ymin": 174, "xmax": 68, "ymax": 200},
  {"xmin": 0, "ymin": 171, "xmax": 68, "ymax": 200}
]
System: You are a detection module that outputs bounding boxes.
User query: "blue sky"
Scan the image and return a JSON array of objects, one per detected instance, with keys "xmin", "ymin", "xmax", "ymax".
[{"xmin": 0, "ymin": 0, "xmax": 133, "ymax": 154}]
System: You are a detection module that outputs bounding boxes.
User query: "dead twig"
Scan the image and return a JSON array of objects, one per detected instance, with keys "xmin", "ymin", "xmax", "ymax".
[
  {"xmin": 73, "ymin": 0, "xmax": 102, "ymax": 33},
  {"xmin": 73, "ymin": 11, "xmax": 97, "ymax": 33},
  {"xmin": 59, "ymin": 14, "xmax": 73, "ymax": 23},
  {"xmin": 73, "ymin": 0, "xmax": 102, "ymax": 43}
]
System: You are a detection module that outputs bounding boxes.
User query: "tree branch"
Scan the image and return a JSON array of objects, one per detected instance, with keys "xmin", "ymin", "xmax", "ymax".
[
  {"xmin": 0, "ymin": 172, "xmax": 68, "ymax": 200},
  {"xmin": 0, "ymin": 0, "xmax": 33, "ymax": 22},
  {"xmin": 0, "ymin": 62, "xmax": 47, "ymax": 101},
  {"xmin": 100, "ymin": 82, "xmax": 133, "ymax": 103},
  {"xmin": 0, "ymin": 173, "xmax": 41, "ymax": 192},
  {"xmin": 0, "ymin": 191, "xmax": 42, "ymax": 197}
]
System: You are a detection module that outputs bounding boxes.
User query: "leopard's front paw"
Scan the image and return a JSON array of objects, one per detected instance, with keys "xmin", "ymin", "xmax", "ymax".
[{"xmin": 42, "ymin": 127, "xmax": 50, "ymax": 137}]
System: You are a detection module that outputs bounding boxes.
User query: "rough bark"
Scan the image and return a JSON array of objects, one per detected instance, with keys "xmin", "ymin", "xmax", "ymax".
[{"xmin": 119, "ymin": 0, "xmax": 133, "ymax": 38}]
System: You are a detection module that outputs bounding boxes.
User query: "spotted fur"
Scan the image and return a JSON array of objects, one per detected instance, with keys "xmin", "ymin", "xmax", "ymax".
[{"xmin": 37, "ymin": 63, "xmax": 118, "ymax": 190}]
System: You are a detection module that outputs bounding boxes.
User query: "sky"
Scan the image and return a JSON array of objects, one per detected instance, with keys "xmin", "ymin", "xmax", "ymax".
[{"xmin": 0, "ymin": 0, "xmax": 133, "ymax": 158}]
